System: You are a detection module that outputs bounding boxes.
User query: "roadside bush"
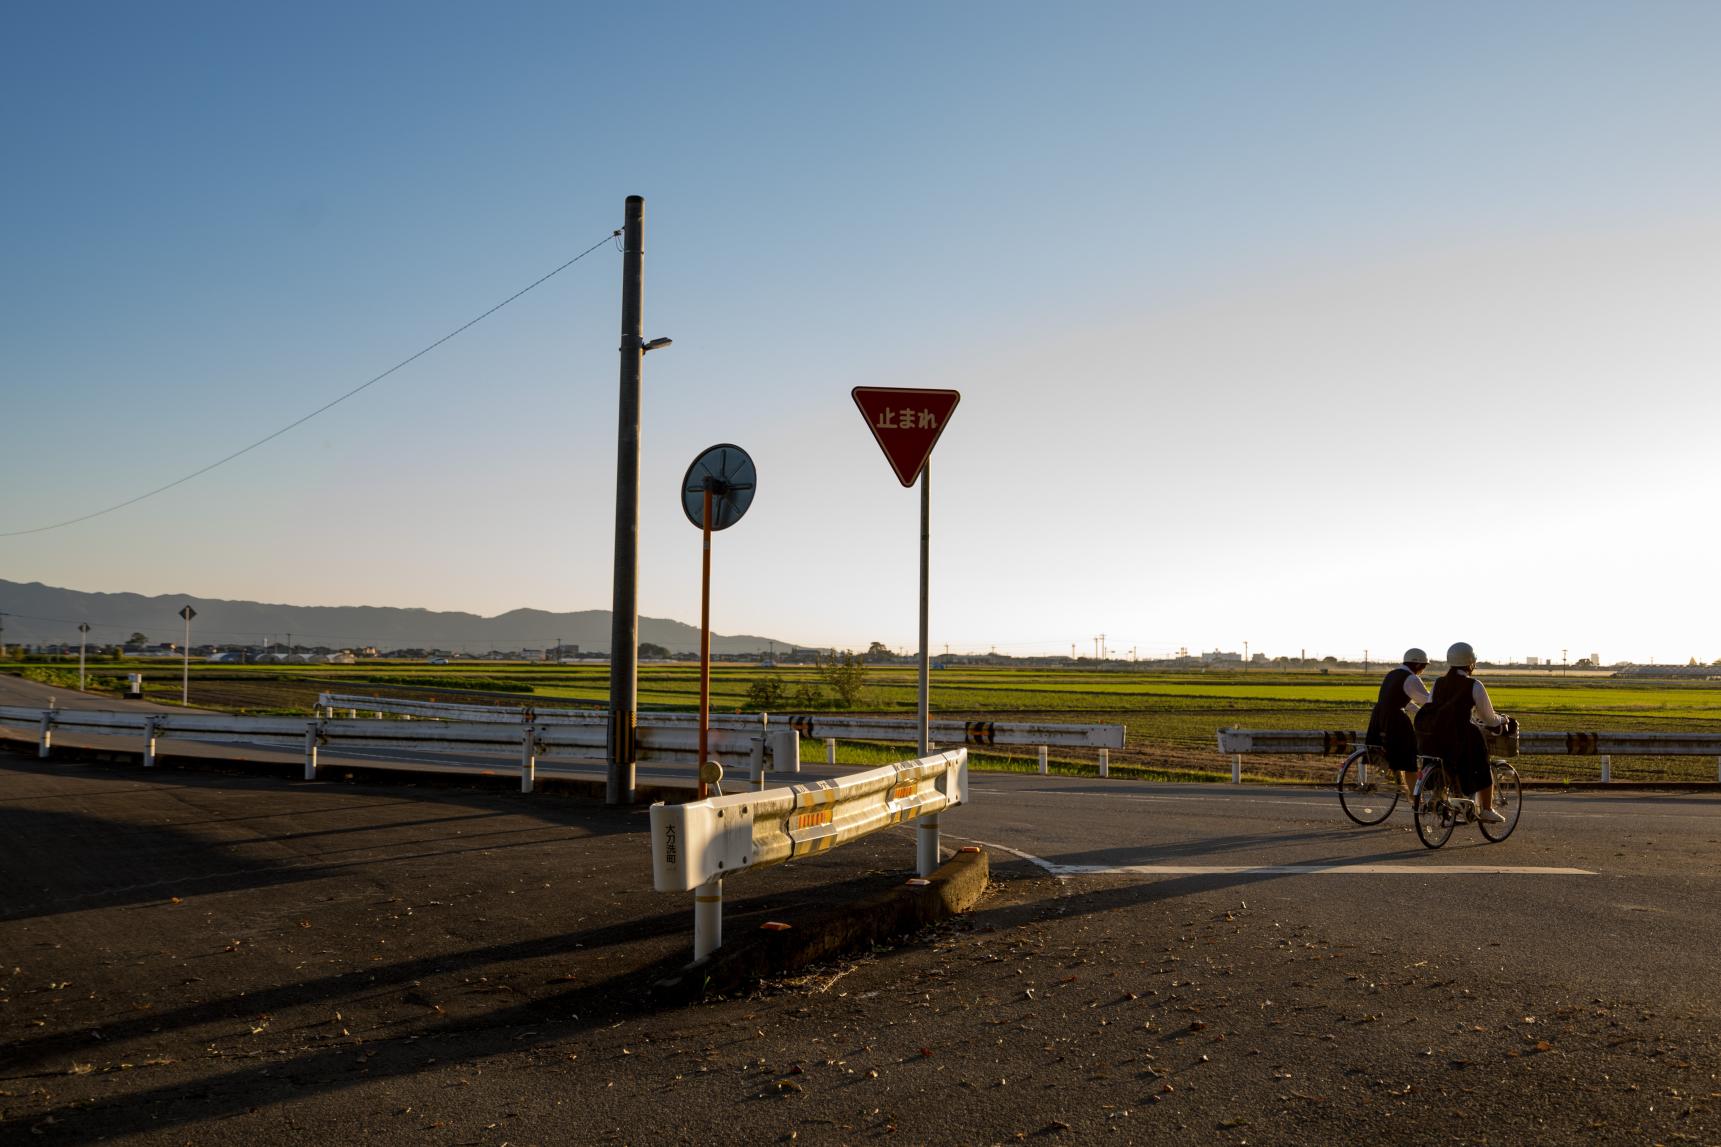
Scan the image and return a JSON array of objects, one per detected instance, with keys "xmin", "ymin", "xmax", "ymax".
[{"xmin": 15, "ymin": 666, "xmax": 121, "ymax": 692}]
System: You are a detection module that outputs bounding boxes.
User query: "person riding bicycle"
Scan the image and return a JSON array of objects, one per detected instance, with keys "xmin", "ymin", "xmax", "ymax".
[
  {"xmin": 1416, "ymin": 641, "xmax": 1517, "ymax": 824},
  {"xmin": 1365, "ymin": 647, "xmax": 1433, "ymax": 800}
]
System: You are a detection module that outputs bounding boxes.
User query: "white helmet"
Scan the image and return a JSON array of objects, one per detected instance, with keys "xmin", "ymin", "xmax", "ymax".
[
  {"xmin": 1402, "ymin": 647, "xmax": 1428, "ymax": 665},
  {"xmin": 1446, "ymin": 641, "xmax": 1476, "ymax": 668}
]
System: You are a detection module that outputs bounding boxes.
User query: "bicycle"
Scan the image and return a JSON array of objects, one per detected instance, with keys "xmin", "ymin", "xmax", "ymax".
[
  {"xmin": 1410, "ymin": 727, "xmax": 1523, "ymax": 849},
  {"xmin": 1336, "ymin": 745, "xmax": 1406, "ymax": 826}
]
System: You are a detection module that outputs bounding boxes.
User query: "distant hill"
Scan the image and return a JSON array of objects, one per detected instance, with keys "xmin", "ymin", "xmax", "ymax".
[{"xmin": 0, "ymin": 579, "xmax": 802, "ymax": 656}]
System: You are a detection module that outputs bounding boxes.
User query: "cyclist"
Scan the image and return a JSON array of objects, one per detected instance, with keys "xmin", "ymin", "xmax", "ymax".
[
  {"xmin": 1416, "ymin": 641, "xmax": 1516, "ymax": 824},
  {"xmin": 1365, "ymin": 647, "xmax": 1433, "ymax": 802}
]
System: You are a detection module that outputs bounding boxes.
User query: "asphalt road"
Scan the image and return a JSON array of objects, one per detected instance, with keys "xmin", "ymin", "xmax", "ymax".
[{"xmin": 3, "ymin": 679, "xmax": 1720, "ymax": 1144}]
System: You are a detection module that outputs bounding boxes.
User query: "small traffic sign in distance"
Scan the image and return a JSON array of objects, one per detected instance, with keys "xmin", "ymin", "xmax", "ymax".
[
  {"xmin": 851, "ymin": 386, "xmax": 960, "ymax": 487},
  {"xmin": 179, "ymin": 606, "xmax": 197, "ymax": 621}
]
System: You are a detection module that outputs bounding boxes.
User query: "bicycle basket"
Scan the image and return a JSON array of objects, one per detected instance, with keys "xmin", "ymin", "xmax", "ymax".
[{"xmin": 1483, "ymin": 727, "xmax": 1520, "ymax": 758}]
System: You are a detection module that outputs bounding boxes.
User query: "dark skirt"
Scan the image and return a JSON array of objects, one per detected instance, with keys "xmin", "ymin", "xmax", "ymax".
[{"xmin": 1367, "ymin": 709, "xmax": 1418, "ymax": 773}]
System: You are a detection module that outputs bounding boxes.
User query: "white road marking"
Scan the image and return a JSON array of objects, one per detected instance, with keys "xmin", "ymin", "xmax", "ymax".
[
  {"xmin": 1050, "ymin": 863, "xmax": 1596, "ymax": 876},
  {"xmin": 947, "ymin": 836, "xmax": 1594, "ymax": 878},
  {"xmin": 967, "ymin": 784, "xmax": 1721, "ymax": 821}
]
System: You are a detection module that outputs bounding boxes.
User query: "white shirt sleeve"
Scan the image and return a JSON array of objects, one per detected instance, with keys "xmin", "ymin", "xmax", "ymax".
[
  {"xmin": 1402, "ymin": 672, "xmax": 1433, "ymax": 710},
  {"xmin": 1471, "ymin": 679, "xmax": 1502, "ymax": 726}
]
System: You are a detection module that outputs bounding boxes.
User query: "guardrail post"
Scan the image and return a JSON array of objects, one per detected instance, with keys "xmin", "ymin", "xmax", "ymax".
[
  {"xmin": 142, "ymin": 717, "xmax": 159, "ymax": 768},
  {"xmin": 1232, "ymin": 754, "xmax": 1243, "ymax": 784},
  {"xmin": 825, "ymin": 737, "xmax": 837, "ymax": 765},
  {"xmin": 693, "ymin": 877, "xmax": 723, "ymax": 959},
  {"xmin": 304, "ymin": 723, "xmax": 320, "ymax": 781},
  {"xmin": 1098, "ymin": 748, "xmax": 1109, "ymax": 778},
  {"xmin": 1600, "ymin": 754, "xmax": 1611, "ymax": 784},
  {"xmin": 37, "ymin": 712, "xmax": 53, "ymax": 759},
  {"xmin": 1037, "ymin": 745, "xmax": 1048, "ymax": 775},
  {"xmin": 917, "ymin": 814, "xmax": 940, "ymax": 877},
  {"xmin": 766, "ymin": 728, "xmax": 799, "ymax": 775},
  {"xmin": 749, "ymin": 736, "xmax": 765, "ymax": 787},
  {"xmin": 521, "ymin": 725, "xmax": 537, "ymax": 793}
]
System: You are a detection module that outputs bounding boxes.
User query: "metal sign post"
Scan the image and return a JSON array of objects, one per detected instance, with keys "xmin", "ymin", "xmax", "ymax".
[
  {"xmin": 850, "ymin": 386, "xmax": 960, "ymax": 877},
  {"xmin": 681, "ymin": 444, "xmax": 757, "ymax": 800},
  {"xmin": 178, "ymin": 605, "xmax": 197, "ymax": 706},
  {"xmin": 77, "ymin": 622, "xmax": 90, "ymax": 692}
]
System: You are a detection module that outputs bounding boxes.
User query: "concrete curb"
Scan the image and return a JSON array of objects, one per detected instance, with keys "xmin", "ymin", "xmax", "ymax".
[{"xmin": 658, "ymin": 847, "xmax": 990, "ymax": 1002}]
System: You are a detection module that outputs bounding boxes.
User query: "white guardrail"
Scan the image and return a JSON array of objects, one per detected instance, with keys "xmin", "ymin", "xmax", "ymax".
[
  {"xmin": 318, "ymin": 694, "xmax": 1125, "ymax": 775},
  {"xmin": 0, "ymin": 705, "xmax": 797, "ymax": 792},
  {"xmin": 650, "ymin": 748, "xmax": 968, "ymax": 959},
  {"xmin": 316, "ymin": 693, "xmax": 768, "ymax": 731},
  {"xmin": 1217, "ymin": 727, "xmax": 1721, "ymax": 784}
]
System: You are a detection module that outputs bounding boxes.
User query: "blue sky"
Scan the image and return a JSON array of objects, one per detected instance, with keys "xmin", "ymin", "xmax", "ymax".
[{"xmin": 5, "ymin": 2, "xmax": 1721, "ymax": 663}]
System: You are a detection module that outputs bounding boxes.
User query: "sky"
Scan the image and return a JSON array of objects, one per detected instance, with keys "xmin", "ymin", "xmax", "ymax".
[{"xmin": 5, "ymin": 1, "xmax": 1721, "ymax": 664}]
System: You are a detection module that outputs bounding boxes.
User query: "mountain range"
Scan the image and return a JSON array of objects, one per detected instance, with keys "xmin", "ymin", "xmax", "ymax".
[{"xmin": 0, "ymin": 579, "xmax": 802, "ymax": 655}]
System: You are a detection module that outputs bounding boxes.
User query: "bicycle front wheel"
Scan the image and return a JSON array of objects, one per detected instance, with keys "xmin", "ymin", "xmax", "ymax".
[
  {"xmin": 1479, "ymin": 761, "xmax": 1522, "ymax": 843},
  {"xmin": 1338, "ymin": 748, "xmax": 1399, "ymax": 826},
  {"xmin": 1414, "ymin": 768, "xmax": 1455, "ymax": 849}
]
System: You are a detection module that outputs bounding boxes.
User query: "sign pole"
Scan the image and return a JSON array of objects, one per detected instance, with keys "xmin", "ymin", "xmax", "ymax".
[
  {"xmin": 180, "ymin": 606, "xmax": 195, "ymax": 706},
  {"xmin": 698, "ymin": 483, "xmax": 713, "ymax": 799},
  {"xmin": 916, "ymin": 460, "xmax": 939, "ymax": 876},
  {"xmin": 918, "ymin": 460, "xmax": 930, "ymax": 756}
]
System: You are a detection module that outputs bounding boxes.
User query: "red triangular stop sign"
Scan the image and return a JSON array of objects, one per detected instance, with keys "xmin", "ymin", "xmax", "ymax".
[{"xmin": 851, "ymin": 387, "xmax": 961, "ymax": 487}]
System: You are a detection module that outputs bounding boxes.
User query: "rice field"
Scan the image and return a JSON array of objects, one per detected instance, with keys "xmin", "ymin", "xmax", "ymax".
[{"xmin": 11, "ymin": 658, "xmax": 1721, "ymax": 784}]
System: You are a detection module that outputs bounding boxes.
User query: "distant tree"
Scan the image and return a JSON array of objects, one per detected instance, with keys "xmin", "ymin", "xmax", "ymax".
[
  {"xmin": 866, "ymin": 641, "xmax": 892, "ymax": 661},
  {"xmin": 745, "ymin": 675, "xmax": 785, "ymax": 710},
  {"xmin": 639, "ymin": 642, "xmax": 671, "ymax": 659},
  {"xmin": 816, "ymin": 650, "xmax": 869, "ymax": 709},
  {"xmin": 127, "ymin": 632, "xmax": 148, "ymax": 646}
]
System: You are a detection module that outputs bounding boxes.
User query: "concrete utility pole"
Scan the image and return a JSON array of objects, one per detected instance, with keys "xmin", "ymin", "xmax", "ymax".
[
  {"xmin": 608, "ymin": 195, "xmax": 646, "ymax": 806},
  {"xmin": 78, "ymin": 623, "xmax": 90, "ymax": 691}
]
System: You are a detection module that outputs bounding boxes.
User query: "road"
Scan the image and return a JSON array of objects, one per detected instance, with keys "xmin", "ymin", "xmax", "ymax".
[{"xmin": 3, "ymin": 680, "xmax": 1720, "ymax": 1143}]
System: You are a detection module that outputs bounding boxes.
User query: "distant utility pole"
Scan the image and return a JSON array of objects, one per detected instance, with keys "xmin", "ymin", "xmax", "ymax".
[
  {"xmin": 1562, "ymin": 648, "xmax": 1568, "ymax": 676},
  {"xmin": 78, "ymin": 623, "xmax": 90, "ymax": 691},
  {"xmin": 1363, "ymin": 648, "xmax": 1369, "ymax": 673},
  {"xmin": 1244, "ymin": 640, "xmax": 1249, "ymax": 667},
  {"xmin": 0, "ymin": 611, "xmax": 6, "ymax": 659}
]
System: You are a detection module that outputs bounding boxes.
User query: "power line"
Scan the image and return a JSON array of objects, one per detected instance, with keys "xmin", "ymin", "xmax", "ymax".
[{"xmin": 0, "ymin": 230, "xmax": 622, "ymax": 539}]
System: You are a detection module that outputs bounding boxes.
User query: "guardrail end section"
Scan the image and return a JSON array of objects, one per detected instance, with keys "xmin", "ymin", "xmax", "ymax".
[
  {"xmin": 951, "ymin": 747, "xmax": 969, "ymax": 806},
  {"xmin": 1215, "ymin": 727, "xmax": 1248, "ymax": 754},
  {"xmin": 650, "ymin": 799, "xmax": 725, "ymax": 893}
]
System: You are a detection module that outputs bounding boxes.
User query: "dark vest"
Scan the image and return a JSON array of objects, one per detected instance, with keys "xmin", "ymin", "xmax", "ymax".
[
  {"xmin": 1428, "ymin": 669, "xmax": 1476, "ymax": 721},
  {"xmin": 1366, "ymin": 667, "xmax": 1414, "ymax": 743},
  {"xmin": 1417, "ymin": 668, "xmax": 1478, "ymax": 744}
]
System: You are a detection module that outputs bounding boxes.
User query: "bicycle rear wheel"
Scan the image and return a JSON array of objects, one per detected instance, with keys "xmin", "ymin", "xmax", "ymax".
[
  {"xmin": 1479, "ymin": 761, "xmax": 1522, "ymax": 843},
  {"xmin": 1338, "ymin": 748, "xmax": 1399, "ymax": 826},
  {"xmin": 1414, "ymin": 766, "xmax": 1455, "ymax": 849}
]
